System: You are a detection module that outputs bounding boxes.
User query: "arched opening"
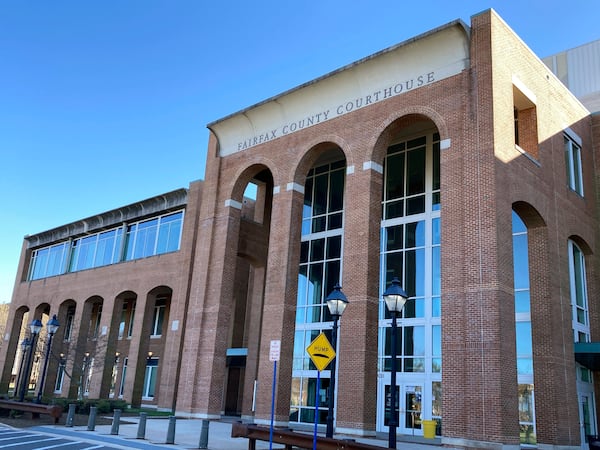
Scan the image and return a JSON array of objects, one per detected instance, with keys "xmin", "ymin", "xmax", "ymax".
[
  {"xmin": 375, "ymin": 115, "xmax": 442, "ymax": 436},
  {"xmin": 224, "ymin": 166, "xmax": 274, "ymax": 417},
  {"xmin": 290, "ymin": 144, "xmax": 347, "ymax": 426},
  {"xmin": 5, "ymin": 306, "xmax": 31, "ymax": 398},
  {"xmin": 131, "ymin": 286, "xmax": 172, "ymax": 408},
  {"xmin": 107, "ymin": 291, "xmax": 137, "ymax": 400}
]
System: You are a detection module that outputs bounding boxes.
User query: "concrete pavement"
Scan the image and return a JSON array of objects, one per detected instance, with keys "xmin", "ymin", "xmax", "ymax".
[{"xmin": 19, "ymin": 416, "xmax": 447, "ymax": 450}]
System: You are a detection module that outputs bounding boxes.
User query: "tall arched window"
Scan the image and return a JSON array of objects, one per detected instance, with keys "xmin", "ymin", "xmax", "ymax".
[
  {"xmin": 512, "ymin": 211, "xmax": 535, "ymax": 445},
  {"xmin": 291, "ymin": 156, "xmax": 346, "ymax": 425},
  {"xmin": 568, "ymin": 240, "xmax": 589, "ymax": 343},
  {"xmin": 568, "ymin": 239, "xmax": 596, "ymax": 441},
  {"xmin": 379, "ymin": 129, "xmax": 441, "ymax": 434}
]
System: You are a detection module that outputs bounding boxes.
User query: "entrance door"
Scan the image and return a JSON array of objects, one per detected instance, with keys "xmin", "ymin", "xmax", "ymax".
[
  {"xmin": 401, "ymin": 384, "xmax": 423, "ymax": 434},
  {"xmin": 580, "ymin": 392, "xmax": 596, "ymax": 443},
  {"xmin": 381, "ymin": 383, "xmax": 423, "ymax": 435}
]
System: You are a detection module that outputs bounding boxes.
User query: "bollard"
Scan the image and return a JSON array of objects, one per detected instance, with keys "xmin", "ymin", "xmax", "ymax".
[
  {"xmin": 136, "ymin": 412, "xmax": 147, "ymax": 439},
  {"xmin": 111, "ymin": 409, "xmax": 121, "ymax": 435},
  {"xmin": 87, "ymin": 406, "xmax": 97, "ymax": 431},
  {"xmin": 165, "ymin": 416, "xmax": 176, "ymax": 444},
  {"xmin": 66, "ymin": 404, "xmax": 76, "ymax": 427},
  {"xmin": 198, "ymin": 419, "xmax": 209, "ymax": 449}
]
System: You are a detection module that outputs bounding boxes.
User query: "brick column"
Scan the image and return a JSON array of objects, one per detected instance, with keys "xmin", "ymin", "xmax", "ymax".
[
  {"xmin": 253, "ymin": 185, "xmax": 304, "ymax": 425},
  {"xmin": 335, "ymin": 165, "xmax": 382, "ymax": 436},
  {"xmin": 176, "ymin": 201, "xmax": 242, "ymax": 416},
  {"xmin": 528, "ymin": 225, "xmax": 580, "ymax": 445}
]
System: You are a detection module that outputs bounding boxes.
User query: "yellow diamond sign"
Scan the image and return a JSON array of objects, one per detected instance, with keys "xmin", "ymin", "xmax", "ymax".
[{"xmin": 306, "ymin": 332, "xmax": 336, "ymax": 371}]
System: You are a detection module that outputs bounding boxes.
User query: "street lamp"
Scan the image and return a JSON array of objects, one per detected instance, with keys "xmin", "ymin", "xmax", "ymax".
[
  {"xmin": 383, "ymin": 277, "xmax": 408, "ymax": 449},
  {"xmin": 14, "ymin": 338, "xmax": 30, "ymax": 399},
  {"xmin": 79, "ymin": 352, "xmax": 91, "ymax": 400},
  {"xmin": 325, "ymin": 283, "xmax": 349, "ymax": 438},
  {"xmin": 18, "ymin": 318, "xmax": 43, "ymax": 402},
  {"xmin": 36, "ymin": 315, "xmax": 60, "ymax": 403}
]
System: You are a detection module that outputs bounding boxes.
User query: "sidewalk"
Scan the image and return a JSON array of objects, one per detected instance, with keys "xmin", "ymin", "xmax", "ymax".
[{"xmin": 28, "ymin": 416, "xmax": 445, "ymax": 450}]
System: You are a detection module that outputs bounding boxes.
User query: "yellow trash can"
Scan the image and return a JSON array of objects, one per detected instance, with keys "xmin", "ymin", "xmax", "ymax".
[{"xmin": 422, "ymin": 419, "xmax": 437, "ymax": 439}]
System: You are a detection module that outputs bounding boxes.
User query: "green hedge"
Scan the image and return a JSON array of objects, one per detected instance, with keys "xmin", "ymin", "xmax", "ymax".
[{"xmin": 50, "ymin": 398, "xmax": 128, "ymax": 414}]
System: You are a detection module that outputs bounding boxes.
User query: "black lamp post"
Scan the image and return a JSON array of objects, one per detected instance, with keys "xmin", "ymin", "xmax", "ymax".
[
  {"xmin": 383, "ymin": 277, "xmax": 408, "ymax": 449},
  {"xmin": 18, "ymin": 319, "xmax": 43, "ymax": 402},
  {"xmin": 14, "ymin": 338, "xmax": 30, "ymax": 399},
  {"xmin": 324, "ymin": 283, "xmax": 349, "ymax": 438},
  {"xmin": 79, "ymin": 352, "xmax": 91, "ymax": 400},
  {"xmin": 36, "ymin": 315, "xmax": 60, "ymax": 403}
]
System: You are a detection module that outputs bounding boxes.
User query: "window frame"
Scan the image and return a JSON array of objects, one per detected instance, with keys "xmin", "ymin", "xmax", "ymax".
[{"xmin": 564, "ymin": 132, "xmax": 584, "ymax": 196}]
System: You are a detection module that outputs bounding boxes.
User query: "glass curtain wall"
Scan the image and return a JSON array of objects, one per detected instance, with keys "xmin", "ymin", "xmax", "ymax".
[
  {"xmin": 512, "ymin": 212, "xmax": 535, "ymax": 445},
  {"xmin": 379, "ymin": 132, "xmax": 441, "ymax": 433},
  {"xmin": 28, "ymin": 210, "xmax": 184, "ymax": 280},
  {"xmin": 290, "ymin": 158, "xmax": 345, "ymax": 425}
]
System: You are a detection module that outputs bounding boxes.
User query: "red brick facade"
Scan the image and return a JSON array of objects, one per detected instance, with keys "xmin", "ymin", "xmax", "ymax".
[{"xmin": 0, "ymin": 9, "xmax": 597, "ymax": 450}]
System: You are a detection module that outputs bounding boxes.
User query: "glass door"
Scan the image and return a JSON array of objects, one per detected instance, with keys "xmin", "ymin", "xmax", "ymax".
[
  {"xmin": 402, "ymin": 384, "xmax": 423, "ymax": 434},
  {"xmin": 580, "ymin": 392, "xmax": 596, "ymax": 443},
  {"xmin": 380, "ymin": 382, "xmax": 424, "ymax": 435}
]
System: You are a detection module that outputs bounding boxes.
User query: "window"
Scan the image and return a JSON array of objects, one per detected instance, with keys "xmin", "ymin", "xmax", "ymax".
[
  {"xmin": 518, "ymin": 384, "xmax": 536, "ymax": 445},
  {"xmin": 84, "ymin": 356, "xmax": 94, "ymax": 396},
  {"xmin": 69, "ymin": 229, "xmax": 123, "ymax": 272},
  {"xmin": 381, "ymin": 325, "xmax": 425, "ymax": 372},
  {"xmin": 29, "ymin": 242, "xmax": 69, "ymax": 280},
  {"xmin": 54, "ymin": 360, "xmax": 65, "ymax": 393},
  {"xmin": 513, "ymin": 211, "xmax": 535, "ymax": 442},
  {"xmin": 90, "ymin": 304, "xmax": 102, "ymax": 339},
  {"xmin": 565, "ymin": 134, "xmax": 584, "ymax": 196},
  {"xmin": 118, "ymin": 357, "xmax": 128, "ymax": 398},
  {"xmin": 63, "ymin": 308, "xmax": 75, "ymax": 342},
  {"xmin": 379, "ymin": 131, "xmax": 441, "ymax": 374},
  {"xmin": 118, "ymin": 300, "xmax": 136, "ymax": 339},
  {"xmin": 569, "ymin": 240, "xmax": 589, "ymax": 342},
  {"xmin": 109, "ymin": 354, "xmax": 119, "ymax": 398},
  {"xmin": 27, "ymin": 210, "xmax": 183, "ymax": 281},
  {"xmin": 513, "ymin": 83, "xmax": 539, "ymax": 159},
  {"xmin": 151, "ymin": 299, "xmax": 167, "ymax": 337},
  {"xmin": 125, "ymin": 211, "xmax": 184, "ymax": 260},
  {"xmin": 383, "ymin": 136, "xmax": 432, "ymax": 219},
  {"xmin": 142, "ymin": 358, "xmax": 158, "ymax": 399},
  {"xmin": 301, "ymin": 161, "xmax": 345, "ymax": 235},
  {"xmin": 513, "ymin": 212, "xmax": 533, "ymax": 374},
  {"xmin": 291, "ymin": 158, "xmax": 345, "ymax": 425}
]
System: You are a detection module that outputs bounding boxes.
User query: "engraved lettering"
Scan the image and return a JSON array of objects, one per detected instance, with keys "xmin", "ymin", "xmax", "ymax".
[{"xmin": 232, "ymin": 72, "xmax": 436, "ymax": 153}]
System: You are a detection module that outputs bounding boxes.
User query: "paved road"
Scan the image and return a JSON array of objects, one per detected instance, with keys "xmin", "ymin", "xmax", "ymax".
[
  {"xmin": 0, "ymin": 425, "xmax": 114, "ymax": 449},
  {"xmin": 0, "ymin": 424, "xmax": 165, "ymax": 450},
  {"xmin": 0, "ymin": 418, "xmax": 447, "ymax": 450}
]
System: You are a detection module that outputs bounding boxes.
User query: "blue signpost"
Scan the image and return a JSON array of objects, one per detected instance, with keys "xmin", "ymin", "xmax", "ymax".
[{"xmin": 306, "ymin": 332, "xmax": 336, "ymax": 450}]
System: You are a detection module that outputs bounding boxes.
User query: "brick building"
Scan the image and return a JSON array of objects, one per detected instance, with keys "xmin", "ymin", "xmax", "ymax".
[{"xmin": 1, "ymin": 9, "xmax": 599, "ymax": 449}]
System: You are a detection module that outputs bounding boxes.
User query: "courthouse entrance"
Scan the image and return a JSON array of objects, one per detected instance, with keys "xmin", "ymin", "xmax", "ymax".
[{"xmin": 379, "ymin": 381, "xmax": 424, "ymax": 436}]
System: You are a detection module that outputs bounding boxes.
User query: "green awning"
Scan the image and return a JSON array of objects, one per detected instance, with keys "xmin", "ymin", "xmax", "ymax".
[{"xmin": 574, "ymin": 342, "xmax": 600, "ymax": 370}]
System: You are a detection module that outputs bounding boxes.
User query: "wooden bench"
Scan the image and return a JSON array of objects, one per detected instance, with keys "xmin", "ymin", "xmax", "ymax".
[
  {"xmin": 231, "ymin": 422, "xmax": 386, "ymax": 450},
  {"xmin": 0, "ymin": 399, "xmax": 63, "ymax": 424}
]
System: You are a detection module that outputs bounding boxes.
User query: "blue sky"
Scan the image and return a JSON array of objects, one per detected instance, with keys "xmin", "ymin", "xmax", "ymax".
[{"xmin": 1, "ymin": 1, "xmax": 599, "ymax": 304}]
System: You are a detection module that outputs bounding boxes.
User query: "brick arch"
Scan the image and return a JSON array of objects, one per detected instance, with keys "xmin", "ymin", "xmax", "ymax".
[
  {"xmin": 569, "ymin": 234, "xmax": 593, "ymax": 256},
  {"xmin": 292, "ymin": 135, "xmax": 352, "ymax": 185},
  {"xmin": 512, "ymin": 201, "xmax": 547, "ymax": 229},
  {"xmin": 228, "ymin": 161, "xmax": 278, "ymax": 203},
  {"xmin": 369, "ymin": 108, "xmax": 448, "ymax": 164}
]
